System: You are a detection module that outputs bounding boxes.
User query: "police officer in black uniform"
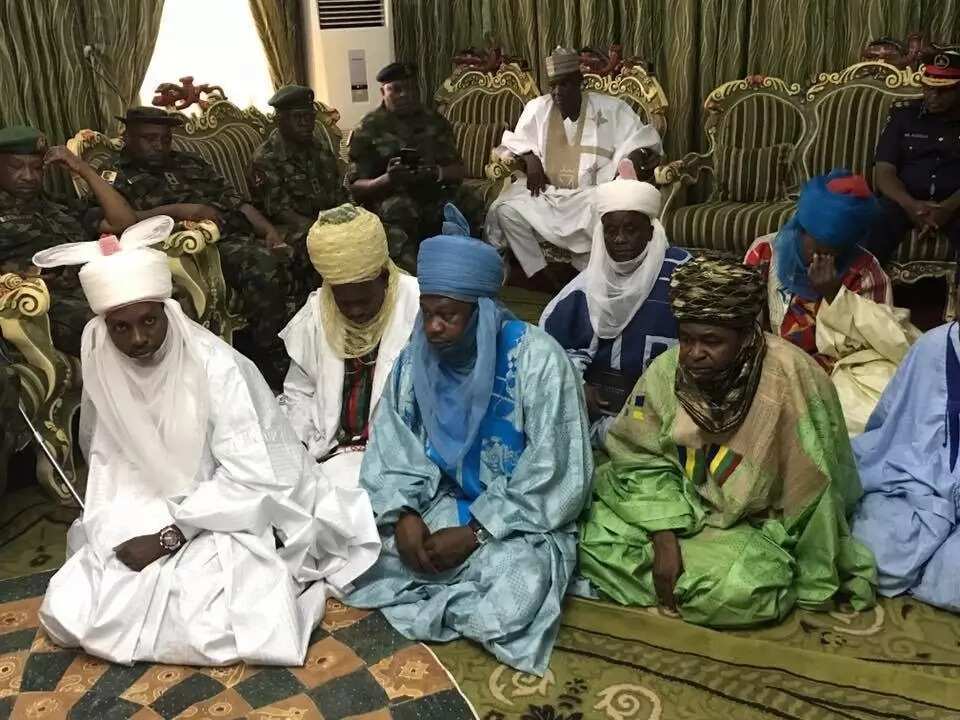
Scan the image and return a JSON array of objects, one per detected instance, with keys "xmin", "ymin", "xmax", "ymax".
[{"xmin": 869, "ymin": 50, "xmax": 960, "ymax": 264}]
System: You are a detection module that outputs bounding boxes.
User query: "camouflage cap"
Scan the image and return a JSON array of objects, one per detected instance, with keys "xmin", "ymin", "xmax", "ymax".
[
  {"xmin": 269, "ymin": 84, "xmax": 315, "ymax": 110},
  {"xmin": 115, "ymin": 106, "xmax": 186, "ymax": 126},
  {"xmin": 376, "ymin": 62, "xmax": 416, "ymax": 84},
  {"xmin": 0, "ymin": 125, "xmax": 47, "ymax": 155}
]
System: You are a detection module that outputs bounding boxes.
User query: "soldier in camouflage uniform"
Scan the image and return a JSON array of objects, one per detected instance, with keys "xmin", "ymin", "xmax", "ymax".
[
  {"xmin": 0, "ymin": 125, "xmax": 138, "ymax": 357},
  {"xmin": 249, "ymin": 85, "xmax": 347, "ymax": 307},
  {"xmin": 347, "ymin": 63, "xmax": 464, "ymax": 272},
  {"xmin": 108, "ymin": 107, "xmax": 291, "ymax": 385}
]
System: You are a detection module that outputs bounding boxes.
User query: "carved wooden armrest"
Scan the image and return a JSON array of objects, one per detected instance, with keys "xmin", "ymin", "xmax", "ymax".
[
  {"xmin": 161, "ymin": 220, "xmax": 222, "ymax": 257},
  {"xmin": 656, "ymin": 152, "xmax": 714, "ymax": 187},
  {"xmin": 485, "ymin": 149, "xmax": 523, "ymax": 182},
  {"xmin": 0, "ymin": 272, "xmax": 50, "ymax": 320}
]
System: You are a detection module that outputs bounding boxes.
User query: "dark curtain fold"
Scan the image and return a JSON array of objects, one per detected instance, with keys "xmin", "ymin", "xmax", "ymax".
[
  {"xmin": 391, "ymin": 0, "xmax": 960, "ymax": 159},
  {"xmin": 249, "ymin": 0, "xmax": 306, "ymax": 89}
]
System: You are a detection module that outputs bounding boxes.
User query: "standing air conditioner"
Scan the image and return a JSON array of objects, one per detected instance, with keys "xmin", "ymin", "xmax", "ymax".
[{"xmin": 303, "ymin": 0, "xmax": 394, "ymax": 131}]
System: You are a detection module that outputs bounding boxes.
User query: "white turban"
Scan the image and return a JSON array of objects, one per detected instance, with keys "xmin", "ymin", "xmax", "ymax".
[
  {"xmin": 594, "ymin": 177, "xmax": 663, "ymax": 218},
  {"xmin": 32, "ymin": 217, "xmax": 174, "ymax": 315},
  {"xmin": 585, "ymin": 177, "xmax": 670, "ymax": 339}
]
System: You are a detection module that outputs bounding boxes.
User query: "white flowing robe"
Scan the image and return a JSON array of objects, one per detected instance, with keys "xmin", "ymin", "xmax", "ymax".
[
  {"xmin": 278, "ymin": 274, "xmax": 421, "ymax": 487},
  {"xmin": 39, "ymin": 318, "xmax": 381, "ymax": 666},
  {"xmin": 485, "ymin": 92, "xmax": 661, "ymax": 276}
]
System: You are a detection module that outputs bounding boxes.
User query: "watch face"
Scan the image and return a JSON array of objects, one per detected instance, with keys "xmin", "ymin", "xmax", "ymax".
[{"xmin": 160, "ymin": 528, "xmax": 181, "ymax": 550}]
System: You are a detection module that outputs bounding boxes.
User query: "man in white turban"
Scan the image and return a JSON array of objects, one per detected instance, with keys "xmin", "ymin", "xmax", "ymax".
[
  {"xmin": 541, "ymin": 163, "xmax": 689, "ymax": 444},
  {"xmin": 485, "ymin": 47, "xmax": 662, "ymax": 277},
  {"xmin": 279, "ymin": 204, "xmax": 420, "ymax": 488},
  {"xmin": 33, "ymin": 217, "xmax": 380, "ymax": 666}
]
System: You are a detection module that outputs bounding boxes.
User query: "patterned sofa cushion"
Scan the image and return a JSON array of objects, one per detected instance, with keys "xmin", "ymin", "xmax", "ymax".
[
  {"xmin": 451, "ymin": 121, "xmax": 508, "ymax": 179},
  {"xmin": 714, "ymin": 143, "xmax": 795, "ymax": 202},
  {"xmin": 172, "ymin": 124, "xmax": 265, "ymax": 200},
  {"xmin": 664, "ymin": 200, "xmax": 796, "ymax": 256},
  {"xmin": 893, "ymin": 229, "xmax": 953, "ymax": 264}
]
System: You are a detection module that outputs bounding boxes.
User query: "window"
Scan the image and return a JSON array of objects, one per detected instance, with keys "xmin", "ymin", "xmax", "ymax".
[{"xmin": 139, "ymin": 0, "xmax": 275, "ymax": 113}]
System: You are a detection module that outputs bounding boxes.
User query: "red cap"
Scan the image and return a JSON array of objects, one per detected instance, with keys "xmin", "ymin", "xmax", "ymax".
[{"xmin": 825, "ymin": 174, "xmax": 872, "ymax": 199}]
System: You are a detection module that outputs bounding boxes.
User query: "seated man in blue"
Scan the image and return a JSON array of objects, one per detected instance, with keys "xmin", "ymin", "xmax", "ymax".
[
  {"xmin": 346, "ymin": 205, "xmax": 593, "ymax": 675},
  {"xmin": 851, "ymin": 321, "xmax": 960, "ymax": 612},
  {"xmin": 541, "ymin": 165, "xmax": 689, "ymax": 444}
]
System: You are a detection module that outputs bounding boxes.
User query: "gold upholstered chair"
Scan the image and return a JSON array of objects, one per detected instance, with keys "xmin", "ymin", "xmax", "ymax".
[{"xmin": 434, "ymin": 56, "xmax": 541, "ymax": 228}]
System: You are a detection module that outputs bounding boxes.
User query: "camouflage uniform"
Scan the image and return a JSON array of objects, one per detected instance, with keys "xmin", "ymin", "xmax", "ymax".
[
  {"xmin": 0, "ymin": 363, "xmax": 23, "ymax": 497},
  {"xmin": 0, "ymin": 189, "xmax": 95, "ymax": 357},
  {"xmin": 347, "ymin": 105, "xmax": 461, "ymax": 270},
  {"xmin": 249, "ymin": 129, "xmax": 347, "ymax": 306},
  {"xmin": 112, "ymin": 151, "xmax": 288, "ymax": 326}
]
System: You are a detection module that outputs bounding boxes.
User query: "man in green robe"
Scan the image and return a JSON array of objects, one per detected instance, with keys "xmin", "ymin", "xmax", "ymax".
[{"xmin": 580, "ymin": 256, "xmax": 877, "ymax": 627}]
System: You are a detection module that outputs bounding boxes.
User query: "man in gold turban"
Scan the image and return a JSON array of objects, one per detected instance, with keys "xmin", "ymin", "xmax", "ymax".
[
  {"xmin": 279, "ymin": 204, "xmax": 420, "ymax": 488},
  {"xmin": 579, "ymin": 256, "xmax": 877, "ymax": 628}
]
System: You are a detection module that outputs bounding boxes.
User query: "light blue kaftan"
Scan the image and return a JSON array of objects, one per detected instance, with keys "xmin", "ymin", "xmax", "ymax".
[
  {"xmin": 851, "ymin": 322, "xmax": 960, "ymax": 610},
  {"xmin": 346, "ymin": 320, "xmax": 593, "ymax": 675}
]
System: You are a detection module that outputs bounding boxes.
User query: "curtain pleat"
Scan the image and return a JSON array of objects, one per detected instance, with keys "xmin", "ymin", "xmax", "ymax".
[{"xmin": 249, "ymin": 0, "xmax": 306, "ymax": 90}]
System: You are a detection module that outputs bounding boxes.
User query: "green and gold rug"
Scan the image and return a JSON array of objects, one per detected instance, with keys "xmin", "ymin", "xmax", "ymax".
[{"xmin": 0, "ymin": 571, "xmax": 476, "ymax": 719}]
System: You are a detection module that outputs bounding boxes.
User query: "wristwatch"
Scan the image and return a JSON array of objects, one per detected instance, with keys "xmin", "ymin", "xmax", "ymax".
[
  {"xmin": 468, "ymin": 519, "xmax": 491, "ymax": 546},
  {"xmin": 159, "ymin": 525, "xmax": 185, "ymax": 553}
]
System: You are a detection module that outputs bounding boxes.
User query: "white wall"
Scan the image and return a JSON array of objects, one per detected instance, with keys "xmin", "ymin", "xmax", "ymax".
[{"xmin": 302, "ymin": 0, "xmax": 395, "ymax": 130}]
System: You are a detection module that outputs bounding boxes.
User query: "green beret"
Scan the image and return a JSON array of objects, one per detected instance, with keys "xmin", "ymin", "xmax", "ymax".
[
  {"xmin": 269, "ymin": 84, "xmax": 315, "ymax": 110},
  {"xmin": 376, "ymin": 62, "xmax": 416, "ymax": 84},
  {"xmin": 0, "ymin": 125, "xmax": 47, "ymax": 155},
  {"xmin": 115, "ymin": 106, "xmax": 185, "ymax": 126}
]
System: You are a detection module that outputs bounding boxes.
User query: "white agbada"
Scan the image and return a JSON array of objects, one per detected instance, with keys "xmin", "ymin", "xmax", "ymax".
[
  {"xmin": 33, "ymin": 223, "xmax": 381, "ymax": 667},
  {"xmin": 485, "ymin": 92, "xmax": 662, "ymax": 276},
  {"xmin": 279, "ymin": 273, "xmax": 420, "ymax": 485}
]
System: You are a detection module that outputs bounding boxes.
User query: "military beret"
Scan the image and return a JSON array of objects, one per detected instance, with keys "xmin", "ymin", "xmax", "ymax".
[
  {"xmin": 0, "ymin": 125, "xmax": 47, "ymax": 155},
  {"xmin": 376, "ymin": 62, "xmax": 416, "ymax": 84},
  {"xmin": 269, "ymin": 84, "xmax": 315, "ymax": 110},
  {"xmin": 115, "ymin": 106, "xmax": 186, "ymax": 126}
]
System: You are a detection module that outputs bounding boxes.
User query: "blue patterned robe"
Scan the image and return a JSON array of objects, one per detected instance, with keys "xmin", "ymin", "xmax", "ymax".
[{"xmin": 346, "ymin": 320, "xmax": 593, "ymax": 675}]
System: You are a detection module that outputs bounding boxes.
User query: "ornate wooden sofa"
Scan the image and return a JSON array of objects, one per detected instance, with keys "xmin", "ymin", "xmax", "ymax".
[
  {"xmin": 659, "ymin": 60, "xmax": 951, "ymax": 285},
  {"xmin": 434, "ymin": 58, "xmax": 540, "ymax": 228},
  {"xmin": 2, "ymin": 97, "xmax": 345, "ymax": 503}
]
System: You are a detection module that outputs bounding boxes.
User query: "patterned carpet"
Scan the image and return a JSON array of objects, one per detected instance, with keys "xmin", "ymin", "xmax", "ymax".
[
  {"xmin": 6, "ymin": 480, "xmax": 960, "ymax": 719},
  {"xmin": 0, "ymin": 571, "xmax": 476, "ymax": 720}
]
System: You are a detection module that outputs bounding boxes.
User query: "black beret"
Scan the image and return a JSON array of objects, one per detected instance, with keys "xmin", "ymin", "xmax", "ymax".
[
  {"xmin": 269, "ymin": 84, "xmax": 315, "ymax": 110},
  {"xmin": 376, "ymin": 62, "xmax": 416, "ymax": 84},
  {"xmin": 115, "ymin": 106, "xmax": 186, "ymax": 126}
]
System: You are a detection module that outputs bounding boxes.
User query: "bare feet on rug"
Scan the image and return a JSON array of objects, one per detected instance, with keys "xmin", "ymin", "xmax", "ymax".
[{"xmin": 651, "ymin": 530, "xmax": 683, "ymax": 611}]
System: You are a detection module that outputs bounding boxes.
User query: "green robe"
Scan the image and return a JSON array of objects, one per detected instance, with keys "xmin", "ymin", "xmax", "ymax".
[{"xmin": 580, "ymin": 334, "xmax": 877, "ymax": 627}]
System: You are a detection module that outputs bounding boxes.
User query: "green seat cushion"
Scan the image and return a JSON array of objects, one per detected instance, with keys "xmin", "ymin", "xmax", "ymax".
[
  {"xmin": 451, "ymin": 122, "xmax": 507, "ymax": 179},
  {"xmin": 713, "ymin": 143, "xmax": 795, "ymax": 202},
  {"xmin": 663, "ymin": 200, "xmax": 796, "ymax": 256}
]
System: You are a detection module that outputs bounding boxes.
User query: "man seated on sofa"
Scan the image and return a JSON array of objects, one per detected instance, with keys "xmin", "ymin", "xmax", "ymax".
[
  {"xmin": 485, "ymin": 47, "xmax": 662, "ymax": 278},
  {"xmin": 0, "ymin": 125, "xmax": 136, "ymax": 356},
  {"xmin": 347, "ymin": 62, "xmax": 464, "ymax": 272},
  {"xmin": 867, "ymin": 50, "xmax": 960, "ymax": 264},
  {"xmin": 579, "ymin": 257, "xmax": 876, "ymax": 627},
  {"xmin": 107, "ymin": 107, "xmax": 290, "ymax": 382},
  {"xmin": 249, "ymin": 84, "xmax": 348, "ymax": 307}
]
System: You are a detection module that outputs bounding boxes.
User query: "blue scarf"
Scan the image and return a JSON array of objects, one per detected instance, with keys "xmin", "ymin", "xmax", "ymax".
[{"xmin": 411, "ymin": 204, "xmax": 508, "ymax": 468}]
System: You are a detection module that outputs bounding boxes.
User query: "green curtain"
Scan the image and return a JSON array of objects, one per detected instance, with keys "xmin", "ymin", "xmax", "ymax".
[
  {"xmin": 249, "ymin": 0, "xmax": 306, "ymax": 89},
  {"xmin": 391, "ymin": 0, "xmax": 960, "ymax": 159},
  {"xmin": 0, "ymin": 0, "xmax": 163, "ymax": 192}
]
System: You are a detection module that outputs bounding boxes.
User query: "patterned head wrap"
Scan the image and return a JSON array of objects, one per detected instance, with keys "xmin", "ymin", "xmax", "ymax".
[
  {"xmin": 669, "ymin": 256, "xmax": 765, "ymax": 327},
  {"xmin": 545, "ymin": 47, "xmax": 580, "ymax": 79},
  {"xmin": 306, "ymin": 204, "xmax": 399, "ymax": 358}
]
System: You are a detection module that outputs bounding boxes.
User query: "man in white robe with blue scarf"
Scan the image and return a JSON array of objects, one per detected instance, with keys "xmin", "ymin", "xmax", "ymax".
[{"xmin": 346, "ymin": 204, "xmax": 593, "ymax": 675}]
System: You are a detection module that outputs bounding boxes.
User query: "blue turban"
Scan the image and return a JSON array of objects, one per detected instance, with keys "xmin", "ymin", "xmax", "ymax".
[
  {"xmin": 417, "ymin": 205, "xmax": 503, "ymax": 302},
  {"xmin": 412, "ymin": 204, "xmax": 510, "ymax": 468},
  {"xmin": 774, "ymin": 169, "xmax": 880, "ymax": 300}
]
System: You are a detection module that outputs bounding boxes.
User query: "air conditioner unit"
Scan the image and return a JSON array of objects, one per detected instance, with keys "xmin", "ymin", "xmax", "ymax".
[{"xmin": 303, "ymin": 0, "xmax": 394, "ymax": 130}]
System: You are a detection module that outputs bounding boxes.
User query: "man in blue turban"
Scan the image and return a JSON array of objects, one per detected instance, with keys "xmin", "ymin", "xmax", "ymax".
[
  {"xmin": 346, "ymin": 204, "xmax": 593, "ymax": 675},
  {"xmin": 745, "ymin": 170, "xmax": 918, "ymax": 434}
]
